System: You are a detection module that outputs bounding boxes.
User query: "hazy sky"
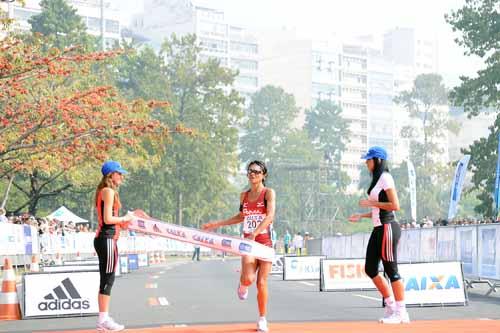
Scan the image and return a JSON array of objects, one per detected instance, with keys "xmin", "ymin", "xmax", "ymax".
[{"xmin": 119, "ymin": 0, "xmax": 485, "ymax": 86}]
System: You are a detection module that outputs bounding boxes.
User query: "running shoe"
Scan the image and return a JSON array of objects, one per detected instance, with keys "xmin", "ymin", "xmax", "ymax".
[
  {"xmin": 378, "ymin": 304, "xmax": 395, "ymax": 322},
  {"xmin": 380, "ymin": 310, "xmax": 410, "ymax": 324},
  {"xmin": 97, "ymin": 317, "xmax": 125, "ymax": 331},
  {"xmin": 237, "ymin": 283, "xmax": 248, "ymax": 300},
  {"xmin": 257, "ymin": 317, "xmax": 269, "ymax": 332}
]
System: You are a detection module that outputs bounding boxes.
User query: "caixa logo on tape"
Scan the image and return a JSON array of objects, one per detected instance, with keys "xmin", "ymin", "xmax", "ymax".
[
  {"xmin": 221, "ymin": 239, "xmax": 232, "ymax": 248},
  {"xmin": 239, "ymin": 242, "xmax": 252, "ymax": 253},
  {"xmin": 137, "ymin": 220, "xmax": 146, "ymax": 229},
  {"xmin": 38, "ymin": 278, "xmax": 90, "ymax": 311},
  {"xmin": 405, "ymin": 275, "xmax": 461, "ymax": 291}
]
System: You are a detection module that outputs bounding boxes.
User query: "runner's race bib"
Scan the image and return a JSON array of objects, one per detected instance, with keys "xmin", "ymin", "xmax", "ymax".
[{"xmin": 243, "ymin": 214, "xmax": 267, "ymax": 234}]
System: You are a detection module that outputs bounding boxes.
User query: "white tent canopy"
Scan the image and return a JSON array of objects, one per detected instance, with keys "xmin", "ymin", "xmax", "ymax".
[{"xmin": 46, "ymin": 206, "xmax": 88, "ymax": 223}]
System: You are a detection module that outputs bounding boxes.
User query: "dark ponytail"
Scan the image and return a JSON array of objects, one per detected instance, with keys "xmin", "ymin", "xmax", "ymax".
[
  {"xmin": 248, "ymin": 160, "xmax": 268, "ymax": 186},
  {"xmin": 367, "ymin": 158, "xmax": 389, "ymax": 195}
]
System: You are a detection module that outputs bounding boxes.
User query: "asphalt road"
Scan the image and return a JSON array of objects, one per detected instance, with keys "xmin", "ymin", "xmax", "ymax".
[{"xmin": 2, "ymin": 257, "xmax": 500, "ymax": 333}]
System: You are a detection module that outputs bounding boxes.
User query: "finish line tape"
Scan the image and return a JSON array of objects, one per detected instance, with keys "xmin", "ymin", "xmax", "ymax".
[{"xmin": 128, "ymin": 211, "xmax": 275, "ymax": 261}]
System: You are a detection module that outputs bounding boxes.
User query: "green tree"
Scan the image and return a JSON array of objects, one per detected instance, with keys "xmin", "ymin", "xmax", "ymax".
[
  {"xmin": 29, "ymin": 0, "xmax": 95, "ymax": 50},
  {"xmin": 463, "ymin": 116, "xmax": 500, "ymax": 216},
  {"xmin": 445, "ymin": 0, "xmax": 499, "ymax": 116},
  {"xmin": 305, "ymin": 99, "xmax": 351, "ymax": 189},
  {"xmin": 395, "ymin": 74, "xmax": 459, "ymax": 219},
  {"xmin": 160, "ymin": 34, "xmax": 244, "ymax": 226},
  {"xmin": 446, "ymin": 0, "xmax": 500, "ymax": 216},
  {"xmin": 240, "ymin": 85, "xmax": 300, "ymax": 164}
]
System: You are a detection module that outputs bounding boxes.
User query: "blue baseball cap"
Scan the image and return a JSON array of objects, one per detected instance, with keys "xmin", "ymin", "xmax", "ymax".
[
  {"xmin": 101, "ymin": 160, "xmax": 128, "ymax": 176},
  {"xmin": 361, "ymin": 146, "xmax": 388, "ymax": 160}
]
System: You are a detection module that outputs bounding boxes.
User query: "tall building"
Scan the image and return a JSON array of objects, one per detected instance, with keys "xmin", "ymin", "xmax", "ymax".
[
  {"xmin": 131, "ymin": 0, "xmax": 260, "ymax": 100},
  {"xmin": 383, "ymin": 27, "xmax": 439, "ymax": 75},
  {"xmin": 367, "ymin": 48, "xmax": 397, "ymax": 162},
  {"xmin": 1, "ymin": 0, "xmax": 121, "ymax": 48}
]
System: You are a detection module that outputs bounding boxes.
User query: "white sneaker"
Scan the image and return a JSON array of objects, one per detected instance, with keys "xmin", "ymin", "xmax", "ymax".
[
  {"xmin": 380, "ymin": 310, "xmax": 410, "ymax": 324},
  {"xmin": 378, "ymin": 305, "xmax": 395, "ymax": 323},
  {"xmin": 237, "ymin": 283, "xmax": 248, "ymax": 300},
  {"xmin": 97, "ymin": 317, "xmax": 125, "ymax": 331},
  {"xmin": 257, "ymin": 317, "xmax": 269, "ymax": 332}
]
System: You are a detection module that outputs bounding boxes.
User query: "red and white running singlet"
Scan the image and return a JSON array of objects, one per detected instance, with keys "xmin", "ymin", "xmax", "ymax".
[{"xmin": 241, "ymin": 188, "xmax": 272, "ymax": 247}]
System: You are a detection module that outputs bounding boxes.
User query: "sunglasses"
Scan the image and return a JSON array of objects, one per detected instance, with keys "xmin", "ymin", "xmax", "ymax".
[{"xmin": 247, "ymin": 169, "xmax": 263, "ymax": 175}]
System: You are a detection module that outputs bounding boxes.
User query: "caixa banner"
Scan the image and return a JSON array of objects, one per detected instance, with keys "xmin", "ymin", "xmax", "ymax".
[
  {"xmin": 398, "ymin": 261, "xmax": 467, "ymax": 306},
  {"xmin": 23, "ymin": 271, "xmax": 99, "ymax": 318},
  {"xmin": 283, "ymin": 255, "xmax": 325, "ymax": 281}
]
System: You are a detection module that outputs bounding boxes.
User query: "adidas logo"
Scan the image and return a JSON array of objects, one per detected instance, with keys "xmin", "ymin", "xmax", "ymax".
[{"xmin": 38, "ymin": 278, "xmax": 90, "ymax": 311}]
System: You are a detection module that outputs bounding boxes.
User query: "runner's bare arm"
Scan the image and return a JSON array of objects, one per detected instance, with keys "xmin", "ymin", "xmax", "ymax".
[{"xmin": 102, "ymin": 188, "xmax": 133, "ymax": 225}]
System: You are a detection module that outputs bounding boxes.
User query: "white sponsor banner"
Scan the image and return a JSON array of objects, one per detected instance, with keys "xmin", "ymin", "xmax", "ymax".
[
  {"xmin": 420, "ymin": 228, "xmax": 437, "ymax": 262},
  {"xmin": 320, "ymin": 259, "xmax": 375, "ymax": 291},
  {"xmin": 23, "ymin": 271, "xmax": 99, "ymax": 318},
  {"xmin": 138, "ymin": 253, "xmax": 149, "ymax": 267},
  {"xmin": 350, "ymin": 234, "xmax": 365, "ymax": 258},
  {"xmin": 119, "ymin": 255, "xmax": 128, "ymax": 274},
  {"xmin": 271, "ymin": 255, "xmax": 284, "ymax": 275},
  {"xmin": 477, "ymin": 226, "xmax": 500, "ymax": 280},
  {"xmin": 0, "ymin": 223, "xmax": 24, "ymax": 255},
  {"xmin": 283, "ymin": 256, "xmax": 325, "ymax": 281},
  {"xmin": 64, "ymin": 260, "xmax": 99, "ymax": 265},
  {"xmin": 399, "ymin": 262, "xmax": 466, "ymax": 306},
  {"xmin": 437, "ymin": 227, "xmax": 457, "ymax": 261},
  {"xmin": 448, "ymin": 155, "xmax": 471, "ymax": 220},
  {"xmin": 43, "ymin": 265, "xmax": 99, "ymax": 273},
  {"xmin": 129, "ymin": 211, "xmax": 275, "ymax": 261},
  {"xmin": 407, "ymin": 160, "xmax": 417, "ymax": 221},
  {"xmin": 456, "ymin": 226, "xmax": 477, "ymax": 278}
]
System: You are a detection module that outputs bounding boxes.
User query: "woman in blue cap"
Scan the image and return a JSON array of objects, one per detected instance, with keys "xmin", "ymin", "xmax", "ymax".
[
  {"xmin": 348, "ymin": 146, "xmax": 409, "ymax": 324},
  {"xmin": 94, "ymin": 160, "xmax": 132, "ymax": 331}
]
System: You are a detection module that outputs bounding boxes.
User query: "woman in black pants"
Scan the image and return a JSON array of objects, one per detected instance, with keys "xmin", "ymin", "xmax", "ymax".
[
  {"xmin": 349, "ymin": 147, "xmax": 410, "ymax": 324},
  {"xmin": 94, "ymin": 160, "xmax": 132, "ymax": 331}
]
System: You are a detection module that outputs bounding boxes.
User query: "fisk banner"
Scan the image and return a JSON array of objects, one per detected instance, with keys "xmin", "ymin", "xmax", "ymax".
[{"xmin": 320, "ymin": 259, "xmax": 376, "ymax": 291}]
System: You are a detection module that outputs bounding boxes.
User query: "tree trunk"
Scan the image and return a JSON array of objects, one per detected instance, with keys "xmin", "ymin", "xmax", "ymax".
[
  {"xmin": 175, "ymin": 190, "xmax": 183, "ymax": 226},
  {"xmin": 1, "ymin": 175, "xmax": 14, "ymax": 209}
]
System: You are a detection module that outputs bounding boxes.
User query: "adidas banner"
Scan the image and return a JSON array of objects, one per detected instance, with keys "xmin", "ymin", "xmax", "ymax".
[
  {"xmin": 23, "ymin": 271, "xmax": 99, "ymax": 318},
  {"xmin": 128, "ymin": 210, "xmax": 275, "ymax": 261}
]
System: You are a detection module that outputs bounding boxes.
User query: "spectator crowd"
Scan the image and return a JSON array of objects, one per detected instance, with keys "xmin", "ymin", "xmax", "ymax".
[{"xmin": 0, "ymin": 207, "xmax": 92, "ymax": 235}]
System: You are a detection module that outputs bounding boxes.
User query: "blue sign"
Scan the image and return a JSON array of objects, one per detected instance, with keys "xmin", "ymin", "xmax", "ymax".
[
  {"xmin": 128, "ymin": 254, "xmax": 139, "ymax": 271},
  {"xmin": 23, "ymin": 225, "xmax": 33, "ymax": 255}
]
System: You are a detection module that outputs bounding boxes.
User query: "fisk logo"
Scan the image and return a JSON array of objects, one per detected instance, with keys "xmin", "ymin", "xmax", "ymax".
[
  {"xmin": 38, "ymin": 278, "xmax": 90, "ymax": 311},
  {"xmin": 405, "ymin": 275, "xmax": 461, "ymax": 291}
]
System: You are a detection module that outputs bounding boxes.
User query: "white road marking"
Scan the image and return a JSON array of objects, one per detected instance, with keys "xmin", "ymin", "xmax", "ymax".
[
  {"xmin": 354, "ymin": 294, "xmax": 380, "ymax": 302},
  {"xmin": 298, "ymin": 282, "xmax": 315, "ymax": 287},
  {"xmin": 158, "ymin": 297, "xmax": 169, "ymax": 306}
]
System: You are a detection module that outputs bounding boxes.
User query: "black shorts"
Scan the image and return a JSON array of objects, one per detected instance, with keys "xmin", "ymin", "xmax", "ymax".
[{"xmin": 365, "ymin": 222, "xmax": 401, "ymax": 282}]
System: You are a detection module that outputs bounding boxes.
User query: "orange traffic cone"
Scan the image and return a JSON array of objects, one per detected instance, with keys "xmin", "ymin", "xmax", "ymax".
[
  {"xmin": 30, "ymin": 255, "xmax": 39, "ymax": 273},
  {"xmin": 54, "ymin": 253, "xmax": 62, "ymax": 265},
  {"xmin": 76, "ymin": 251, "xmax": 82, "ymax": 261},
  {"xmin": 160, "ymin": 252, "xmax": 166, "ymax": 264},
  {"xmin": 0, "ymin": 258, "xmax": 21, "ymax": 320},
  {"xmin": 148, "ymin": 253, "xmax": 154, "ymax": 265}
]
